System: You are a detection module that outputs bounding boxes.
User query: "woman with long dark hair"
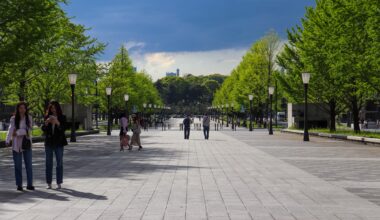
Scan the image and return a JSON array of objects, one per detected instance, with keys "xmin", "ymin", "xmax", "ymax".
[
  {"xmin": 42, "ymin": 101, "xmax": 67, "ymax": 189},
  {"xmin": 119, "ymin": 112, "xmax": 131, "ymax": 151},
  {"xmin": 6, "ymin": 102, "xmax": 34, "ymax": 191}
]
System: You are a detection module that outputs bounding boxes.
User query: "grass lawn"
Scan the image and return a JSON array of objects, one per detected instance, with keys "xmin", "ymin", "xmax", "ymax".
[
  {"xmin": 0, "ymin": 128, "xmax": 87, "ymax": 141},
  {"xmin": 288, "ymin": 126, "xmax": 380, "ymax": 139}
]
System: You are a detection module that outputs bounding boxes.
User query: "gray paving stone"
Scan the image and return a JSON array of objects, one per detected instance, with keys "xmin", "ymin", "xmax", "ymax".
[{"xmin": 0, "ymin": 126, "xmax": 379, "ymax": 220}]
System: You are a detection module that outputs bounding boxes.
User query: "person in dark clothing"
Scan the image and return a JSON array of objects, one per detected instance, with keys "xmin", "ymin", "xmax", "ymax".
[
  {"xmin": 183, "ymin": 116, "xmax": 191, "ymax": 139},
  {"xmin": 41, "ymin": 101, "xmax": 68, "ymax": 190}
]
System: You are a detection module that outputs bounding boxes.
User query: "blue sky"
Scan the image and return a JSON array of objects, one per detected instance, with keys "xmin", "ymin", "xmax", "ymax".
[{"xmin": 63, "ymin": 0, "xmax": 315, "ymax": 79}]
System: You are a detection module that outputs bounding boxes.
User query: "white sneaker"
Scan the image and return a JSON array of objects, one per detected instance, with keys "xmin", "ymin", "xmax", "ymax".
[
  {"xmin": 57, "ymin": 184, "xmax": 61, "ymax": 189},
  {"xmin": 47, "ymin": 184, "xmax": 52, "ymax": 189}
]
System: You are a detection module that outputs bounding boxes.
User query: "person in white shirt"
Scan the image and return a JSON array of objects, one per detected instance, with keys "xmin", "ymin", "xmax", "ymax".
[
  {"xmin": 119, "ymin": 113, "xmax": 131, "ymax": 151},
  {"xmin": 6, "ymin": 102, "xmax": 34, "ymax": 191}
]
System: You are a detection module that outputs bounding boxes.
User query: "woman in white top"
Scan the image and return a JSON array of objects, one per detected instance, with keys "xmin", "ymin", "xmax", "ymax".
[
  {"xmin": 119, "ymin": 113, "xmax": 131, "ymax": 151},
  {"xmin": 6, "ymin": 102, "xmax": 34, "ymax": 191}
]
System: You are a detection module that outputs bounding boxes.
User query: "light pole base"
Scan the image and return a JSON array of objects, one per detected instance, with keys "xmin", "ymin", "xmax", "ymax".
[{"xmin": 303, "ymin": 133, "xmax": 309, "ymax": 141}]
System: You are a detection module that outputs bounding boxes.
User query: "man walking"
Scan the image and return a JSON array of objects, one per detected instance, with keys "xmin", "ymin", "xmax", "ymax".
[
  {"xmin": 203, "ymin": 114, "xmax": 210, "ymax": 140},
  {"xmin": 183, "ymin": 115, "xmax": 191, "ymax": 139}
]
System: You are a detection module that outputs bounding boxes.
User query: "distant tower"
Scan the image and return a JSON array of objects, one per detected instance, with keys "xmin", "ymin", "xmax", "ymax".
[{"xmin": 176, "ymin": 68, "xmax": 180, "ymax": 77}]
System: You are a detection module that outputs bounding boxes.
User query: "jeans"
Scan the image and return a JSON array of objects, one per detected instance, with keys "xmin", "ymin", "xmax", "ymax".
[
  {"xmin": 203, "ymin": 126, "xmax": 210, "ymax": 139},
  {"xmin": 45, "ymin": 146, "xmax": 64, "ymax": 184},
  {"xmin": 12, "ymin": 149, "xmax": 33, "ymax": 187},
  {"xmin": 184, "ymin": 127, "xmax": 190, "ymax": 139}
]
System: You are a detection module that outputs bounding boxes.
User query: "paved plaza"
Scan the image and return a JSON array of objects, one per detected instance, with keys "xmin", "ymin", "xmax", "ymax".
[{"xmin": 1, "ymin": 125, "xmax": 380, "ymax": 220}]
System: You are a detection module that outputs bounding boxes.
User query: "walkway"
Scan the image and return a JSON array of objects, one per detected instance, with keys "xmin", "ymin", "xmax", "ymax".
[{"xmin": 0, "ymin": 125, "xmax": 379, "ymax": 220}]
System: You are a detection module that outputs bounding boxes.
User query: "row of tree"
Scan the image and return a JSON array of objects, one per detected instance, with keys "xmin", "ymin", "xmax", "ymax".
[
  {"xmin": 213, "ymin": 31, "xmax": 283, "ymax": 125},
  {"xmin": 213, "ymin": 0, "xmax": 380, "ymax": 132},
  {"xmin": 0, "ymin": 0, "xmax": 162, "ymax": 119},
  {"xmin": 155, "ymin": 74, "xmax": 226, "ymax": 114}
]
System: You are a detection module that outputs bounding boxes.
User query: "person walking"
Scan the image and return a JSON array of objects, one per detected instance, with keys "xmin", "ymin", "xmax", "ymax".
[
  {"xmin": 130, "ymin": 115, "xmax": 143, "ymax": 151},
  {"xmin": 119, "ymin": 113, "xmax": 131, "ymax": 151},
  {"xmin": 42, "ymin": 101, "xmax": 68, "ymax": 189},
  {"xmin": 6, "ymin": 102, "xmax": 34, "ymax": 191},
  {"xmin": 183, "ymin": 115, "xmax": 191, "ymax": 139},
  {"xmin": 202, "ymin": 114, "xmax": 210, "ymax": 140}
]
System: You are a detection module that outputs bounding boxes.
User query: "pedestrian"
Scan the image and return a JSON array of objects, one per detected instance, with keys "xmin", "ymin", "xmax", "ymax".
[
  {"xmin": 202, "ymin": 114, "xmax": 210, "ymax": 140},
  {"xmin": 183, "ymin": 115, "xmax": 191, "ymax": 139},
  {"xmin": 42, "ymin": 101, "xmax": 68, "ymax": 189},
  {"xmin": 130, "ymin": 115, "xmax": 143, "ymax": 151},
  {"xmin": 119, "ymin": 113, "xmax": 131, "ymax": 151},
  {"xmin": 6, "ymin": 101, "xmax": 34, "ymax": 191}
]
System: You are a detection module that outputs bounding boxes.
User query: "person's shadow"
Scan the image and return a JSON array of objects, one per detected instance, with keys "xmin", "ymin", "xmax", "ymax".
[{"xmin": 57, "ymin": 188, "xmax": 107, "ymax": 200}]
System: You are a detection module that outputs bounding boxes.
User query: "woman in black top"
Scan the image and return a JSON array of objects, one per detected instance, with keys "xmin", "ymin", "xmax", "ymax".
[{"xmin": 41, "ymin": 101, "xmax": 68, "ymax": 189}]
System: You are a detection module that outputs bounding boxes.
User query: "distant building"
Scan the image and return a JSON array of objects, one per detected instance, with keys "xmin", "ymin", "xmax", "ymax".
[
  {"xmin": 166, "ymin": 68, "xmax": 180, "ymax": 77},
  {"xmin": 166, "ymin": 72, "xmax": 177, "ymax": 77}
]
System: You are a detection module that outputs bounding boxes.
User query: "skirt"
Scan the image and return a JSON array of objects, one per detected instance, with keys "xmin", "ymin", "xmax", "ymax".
[{"xmin": 130, "ymin": 133, "xmax": 141, "ymax": 146}]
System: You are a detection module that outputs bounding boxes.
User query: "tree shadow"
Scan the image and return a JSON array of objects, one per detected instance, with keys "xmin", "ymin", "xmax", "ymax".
[{"xmin": 0, "ymin": 133, "xmax": 202, "ymax": 206}]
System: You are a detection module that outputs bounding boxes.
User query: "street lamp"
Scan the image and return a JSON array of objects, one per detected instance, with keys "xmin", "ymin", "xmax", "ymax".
[
  {"xmin": 221, "ymin": 104, "xmax": 225, "ymax": 127},
  {"xmin": 143, "ymin": 103, "xmax": 147, "ymax": 130},
  {"xmin": 226, "ymin": 103, "xmax": 230, "ymax": 127},
  {"xmin": 106, "ymin": 87, "xmax": 112, "ymax": 136},
  {"xmin": 68, "ymin": 73, "xmax": 77, "ymax": 142},
  {"xmin": 268, "ymin": 87, "xmax": 275, "ymax": 135},
  {"xmin": 124, "ymin": 94, "xmax": 129, "ymax": 117},
  {"xmin": 249, "ymin": 95, "xmax": 253, "ymax": 131},
  {"xmin": 302, "ymin": 73, "xmax": 310, "ymax": 141},
  {"xmin": 230, "ymin": 103, "xmax": 235, "ymax": 131},
  {"xmin": 95, "ymin": 78, "xmax": 99, "ymax": 129}
]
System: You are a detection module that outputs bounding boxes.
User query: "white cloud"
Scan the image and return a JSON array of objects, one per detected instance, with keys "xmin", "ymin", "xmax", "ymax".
[
  {"xmin": 131, "ymin": 48, "xmax": 247, "ymax": 81},
  {"xmin": 124, "ymin": 41, "xmax": 146, "ymax": 51}
]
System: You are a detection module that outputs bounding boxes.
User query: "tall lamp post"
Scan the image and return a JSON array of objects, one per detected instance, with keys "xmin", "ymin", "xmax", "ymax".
[
  {"xmin": 143, "ymin": 103, "xmax": 147, "ymax": 130},
  {"xmin": 268, "ymin": 87, "xmax": 275, "ymax": 135},
  {"xmin": 249, "ymin": 95, "xmax": 253, "ymax": 131},
  {"xmin": 124, "ymin": 94, "xmax": 129, "ymax": 117},
  {"xmin": 68, "ymin": 74, "xmax": 77, "ymax": 142},
  {"xmin": 95, "ymin": 78, "xmax": 99, "ymax": 129},
  {"xmin": 231, "ymin": 103, "xmax": 235, "ymax": 131},
  {"xmin": 226, "ymin": 103, "xmax": 230, "ymax": 127},
  {"xmin": 302, "ymin": 73, "xmax": 310, "ymax": 141},
  {"xmin": 106, "ymin": 87, "xmax": 112, "ymax": 136}
]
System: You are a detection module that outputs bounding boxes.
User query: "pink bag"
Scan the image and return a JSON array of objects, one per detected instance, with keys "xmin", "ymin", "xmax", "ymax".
[{"xmin": 120, "ymin": 134, "xmax": 130, "ymax": 147}]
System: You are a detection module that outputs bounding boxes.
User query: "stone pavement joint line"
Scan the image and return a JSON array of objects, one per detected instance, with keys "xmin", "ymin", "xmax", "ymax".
[{"xmin": 0, "ymin": 129, "xmax": 379, "ymax": 220}]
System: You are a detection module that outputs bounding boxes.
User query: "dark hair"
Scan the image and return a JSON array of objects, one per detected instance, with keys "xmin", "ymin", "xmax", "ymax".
[
  {"xmin": 15, "ymin": 101, "xmax": 30, "ymax": 129},
  {"xmin": 119, "ymin": 112, "xmax": 126, "ymax": 119},
  {"xmin": 45, "ymin": 101, "xmax": 63, "ymax": 119}
]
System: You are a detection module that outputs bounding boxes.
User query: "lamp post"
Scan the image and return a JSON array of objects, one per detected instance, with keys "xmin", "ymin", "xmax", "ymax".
[
  {"xmin": 143, "ymin": 103, "xmax": 147, "ymax": 130},
  {"xmin": 124, "ymin": 94, "xmax": 129, "ymax": 117},
  {"xmin": 226, "ymin": 103, "xmax": 229, "ymax": 127},
  {"xmin": 302, "ymin": 73, "xmax": 310, "ymax": 141},
  {"xmin": 231, "ymin": 103, "xmax": 235, "ymax": 131},
  {"xmin": 95, "ymin": 78, "xmax": 99, "ymax": 129},
  {"xmin": 221, "ymin": 105, "xmax": 224, "ymax": 127},
  {"xmin": 268, "ymin": 87, "xmax": 275, "ymax": 135},
  {"xmin": 106, "ymin": 87, "xmax": 112, "ymax": 136},
  {"xmin": 249, "ymin": 95, "xmax": 253, "ymax": 131},
  {"xmin": 154, "ymin": 104, "xmax": 157, "ymax": 129},
  {"xmin": 68, "ymin": 74, "xmax": 77, "ymax": 142}
]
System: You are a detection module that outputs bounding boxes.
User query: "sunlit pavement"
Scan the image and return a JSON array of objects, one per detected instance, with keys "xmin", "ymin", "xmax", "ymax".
[{"xmin": 1, "ymin": 122, "xmax": 380, "ymax": 220}]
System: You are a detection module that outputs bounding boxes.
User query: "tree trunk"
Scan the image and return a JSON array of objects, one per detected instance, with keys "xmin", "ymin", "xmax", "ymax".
[
  {"xmin": 329, "ymin": 99, "xmax": 336, "ymax": 132},
  {"xmin": 18, "ymin": 69, "xmax": 27, "ymax": 101},
  {"xmin": 352, "ymin": 98, "xmax": 360, "ymax": 133}
]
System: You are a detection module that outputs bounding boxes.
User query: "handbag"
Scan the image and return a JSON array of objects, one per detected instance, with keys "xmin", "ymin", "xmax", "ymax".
[
  {"xmin": 22, "ymin": 129, "xmax": 31, "ymax": 150},
  {"xmin": 120, "ymin": 134, "xmax": 130, "ymax": 146}
]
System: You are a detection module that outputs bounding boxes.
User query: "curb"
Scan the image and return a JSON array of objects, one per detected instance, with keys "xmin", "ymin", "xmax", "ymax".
[
  {"xmin": 281, "ymin": 129, "xmax": 380, "ymax": 146},
  {"xmin": 0, "ymin": 130, "xmax": 100, "ymax": 148}
]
